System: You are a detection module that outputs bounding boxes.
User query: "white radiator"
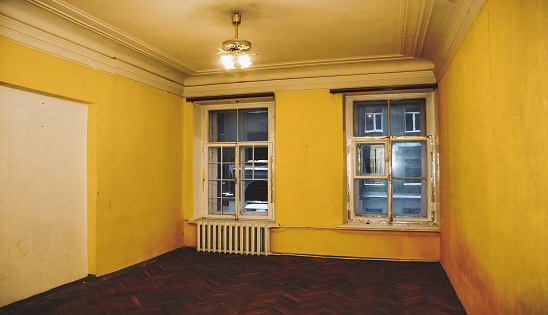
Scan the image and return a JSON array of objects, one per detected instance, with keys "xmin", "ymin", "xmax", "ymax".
[{"xmin": 196, "ymin": 221, "xmax": 271, "ymax": 256}]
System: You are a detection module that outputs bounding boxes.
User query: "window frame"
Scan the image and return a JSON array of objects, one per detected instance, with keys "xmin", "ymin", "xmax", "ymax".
[
  {"xmin": 344, "ymin": 91, "xmax": 439, "ymax": 229},
  {"xmin": 201, "ymin": 100, "xmax": 275, "ymax": 221}
]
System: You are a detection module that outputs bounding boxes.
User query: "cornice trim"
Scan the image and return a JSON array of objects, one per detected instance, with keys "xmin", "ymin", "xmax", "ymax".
[
  {"xmin": 183, "ymin": 70, "xmax": 436, "ymax": 98},
  {"xmin": 195, "ymin": 55, "xmax": 410, "ymax": 76},
  {"xmin": 26, "ymin": 0, "xmax": 195, "ymax": 75},
  {"xmin": 434, "ymin": 0, "xmax": 485, "ymax": 79},
  {"xmin": 0, "ymin": 14, "xmax": 185, "ymax": 97}
]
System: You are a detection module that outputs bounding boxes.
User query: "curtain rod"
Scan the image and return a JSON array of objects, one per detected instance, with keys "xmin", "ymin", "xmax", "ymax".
[
  {"xmin": 186, "ymin": 92, "xmax": 275, "ymax": 103},
  {"xmin": 329, "ymin": 84, "xmax": 437, "ymax": 94}
]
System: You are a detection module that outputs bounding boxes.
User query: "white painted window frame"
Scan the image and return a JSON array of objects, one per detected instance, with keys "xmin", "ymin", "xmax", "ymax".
[
  {"xmin": 200, "ymin": 100, "xmax": 275, "ymax": 221},
  {"xmin": 344, "ymin": 91, "xmax": 439, "ymax": 229}
]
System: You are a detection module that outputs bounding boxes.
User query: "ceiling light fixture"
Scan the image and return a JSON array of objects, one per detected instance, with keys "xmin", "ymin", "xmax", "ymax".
[{"xmin": 218, "ymin": 12, "xmax": 254, "ymax": 69}]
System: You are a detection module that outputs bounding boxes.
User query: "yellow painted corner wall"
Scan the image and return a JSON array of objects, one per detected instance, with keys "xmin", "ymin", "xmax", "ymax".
[
  {"xmin": 438, "ymin": 0, "xmax": 548, "ymax": 313},
  {"xmin": 272, "ymin": 90, "xmax": 440, "ymax": 260},
  {"xmin": 0, "ymin": 37, "xmax": 187, "ymax": 276}
]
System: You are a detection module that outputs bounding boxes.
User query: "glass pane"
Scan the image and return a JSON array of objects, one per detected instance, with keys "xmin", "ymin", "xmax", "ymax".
[
  {"xmin": 253, "ymin": 146, "xmax": 268, "ymax": 161},
  {"xmin": 392, "ymin": 141, "xmax": 427, "ymax": 178},
  {"xmin": 242, "ymin": 163, "xmax": 253, "ymax": 179},
  {"xmin": 208, "ymin": 181, "xmax": 222, "ymax": 198},
  {"xmin": 392, "ymin": 179, "xmax": 427, "ymax": 218},
  {"xmin": 241, "ymin": 146, "xmax": 254, "ymax": 162},
  {"xmin": 357, "ymin": 144, "xmax": 385, "ymax": 176},
  {"xmin": 254, "ymin": 163, "xmax": 268, "ymax": 179},
  {"xmin": 222, "ymin": 164, "xmax": 235, "ymax": 179},
  {"xmin": 222, "ymin": 198, "xmax": 235, "ymax": 213},
  {"xmin": 389, "ymin": 99, "xmax": 426, "ymax": 136},
  {"xmin": 208, "ymin": 147, "xmax": 221, "ymax": 163},
  {"xmin": 208, "ymin": 163, "xmax": 221, "ymax": 179},
  {"xmin": 222, "ymin": 181, "xmax": 235, "ymax": 198},
  {"xmin": 354, "ymin": 179, "xmax": 388, "ymax": 216},
  {"xmin": 222, "ymin": 147, "xmax": 235, "ymax": 162},
  {"xmin": 208, "ymin": 198, "xmax": 221, "ymax": 214},
  {"xmin": 354, "ymin": 100, "xmax": 388, "ymax": 137},
  {"xmin": 239, "ymin": 108, "xmax": 268, "ymax": 141},
  {"xmin": 240, "ymin": 180, "xmax": 268, "ymax": 215},
  {"xmin": 209, "ymin": 110, "xmax": 237, "ymax": 142}
]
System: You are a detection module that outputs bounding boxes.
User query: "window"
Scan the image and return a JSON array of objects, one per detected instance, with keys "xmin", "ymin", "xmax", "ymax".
[
  {"xmin": 202, "ymin": 100, "xmax": 274, "ymax": 220},
  {"xmin": 345, "ymin": 92, "xmax": 438, "ymax": 227}
]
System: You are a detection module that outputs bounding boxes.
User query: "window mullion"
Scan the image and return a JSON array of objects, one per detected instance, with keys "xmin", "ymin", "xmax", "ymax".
[
  {"xmin": 235, "ymin": 144, "xmax": 240, "ymax": 220},
  {"xmin": 387, "ymin": 138, "xmax": 393, "ymax": 222}
]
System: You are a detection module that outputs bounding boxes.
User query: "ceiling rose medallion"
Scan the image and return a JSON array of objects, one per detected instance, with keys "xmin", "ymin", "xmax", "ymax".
[{"xmin": 218, "ymin": 12, "xmax": 255, "ymax": 69}]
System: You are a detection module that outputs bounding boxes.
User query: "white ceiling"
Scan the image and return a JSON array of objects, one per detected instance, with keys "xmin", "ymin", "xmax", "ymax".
[{"xmin": 29, "ymin": 0, "xmax": 482, "ymax": 75}]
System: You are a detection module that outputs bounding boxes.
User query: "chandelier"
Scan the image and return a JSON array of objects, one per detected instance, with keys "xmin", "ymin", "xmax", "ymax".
[{"xmin": 218, "ymin": 12, "xmax": 254, "ymax": 69}]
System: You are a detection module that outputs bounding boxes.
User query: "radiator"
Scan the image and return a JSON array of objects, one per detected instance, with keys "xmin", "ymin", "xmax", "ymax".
[{"xmin": 196, "ymin": 221, "xmax": 271, "ymax": 256}]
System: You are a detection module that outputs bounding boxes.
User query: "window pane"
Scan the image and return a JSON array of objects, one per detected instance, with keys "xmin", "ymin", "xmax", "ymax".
[
  {"xmin": 240, "ymin": 180, "xmax": 268, "ymax": 216},
  {"xmin": 354, "ymin": 100, "xmax": 388, "ymax": 136},
  {"xmin": 222, "ymin": 164, "xmax": 235, "ymax": 179},
  {"xmin": 208, "ymin": 147, "xmax": 221, "ymax": 163},
  {"xmin": 222, "ymin": 147, "xmax": 235, "ymax": 162},
  {"xmin": 354, "ymin": 179, "xmax": 388, "ymax": 217},
  {"xmin": 357, "ymin": 144, "xmax": 385, "ymax": 176},
  {"xmin": 222, "ymin": 198, "xmax": 235, "ymax": 213},
  {"xmin": 389, "ymin": 99, "xmax": 426, "ymax": 136},
  {"xmin": 239, "ymin": 108, "xmax": 268, "ymax": 141},
  {"xmin": 209, "ymin": 110, "xmax": 237, "ymax": 142},
  {"xmin": 222, "ymin": 181, "xmax": 235, "ymax": 198},
  {"xmin": 392, "ymin": 141, "xmax": 427, "ymax": 178},
  {"xmin": 392, "ymin": 179, "xmax": 427, "ymax": 218},
  {"xmin": 208, "ymin": 198, "xmax": 221, "ymax": 214},
  {"xmin": 253, "ymin": 146, "xmax": 268, "ymax": 161},
  {"xmin": 242, "ymin": 163, "xmax": 253, "ymax": 179},
  {"xmin": 208, "ymin": 181, "xmax": 222, "ymax": 198},
  {"xmin": 254, "ymin": 163, "xmax": 268, "ymax": 179},
  {"xmin": 241, "ymin": 146, "xmax": 253, "ymax": 162},
  {"xmin": 208, "ymin": 163, "xmax": 221, "ymax": 179}
]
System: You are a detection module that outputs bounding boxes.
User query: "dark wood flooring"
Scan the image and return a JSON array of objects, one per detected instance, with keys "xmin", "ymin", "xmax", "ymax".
[{"xmin": 1, "ymin": 248, "xmax": 466, "ymax": 314}]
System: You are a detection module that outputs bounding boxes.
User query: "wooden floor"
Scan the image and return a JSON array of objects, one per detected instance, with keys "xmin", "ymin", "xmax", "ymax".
[{"xmin": 2, "ymin": 248, "xmax": 466, "ymax": 314}]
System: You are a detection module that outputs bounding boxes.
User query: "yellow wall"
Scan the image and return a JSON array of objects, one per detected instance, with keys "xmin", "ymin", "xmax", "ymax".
[
  {"xmin": 0, "ymin": 37, "xmax": 188, "ymax": 276},
  {"xmin": 438, "ymin": 0, "xmax": 548, "ymax": 313},
  {"xmin": 272, "ymin": 90, "xmax": 440, "ymax": 260}
]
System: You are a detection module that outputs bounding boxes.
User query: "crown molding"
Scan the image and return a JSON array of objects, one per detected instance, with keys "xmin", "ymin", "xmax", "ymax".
[
  {"xmin": 399, "ymin": 0, "xmax": 435, "ymax": 58},
  {"xmin": 434, "ymin": 0, "xmax": 485, "ymax": 79},
  {"xmin": 194, "ymin": 54, "xmax": 409, "ymax": 76},
  {"xmin": 183, "ymin": 67, "xmax": 436, "ymax": 98},
  {"xmin": 0, "ymin": 14, "xmax": 184, "ymax": 97},
  {"xmin": 26, "ymin": 0, "xmax": 195, "ymax": 75}
]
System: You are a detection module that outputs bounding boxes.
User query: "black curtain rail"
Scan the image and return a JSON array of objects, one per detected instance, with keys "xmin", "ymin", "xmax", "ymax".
[
  {"xmin": 329, "ymin": 84, "xmax": 438, "ymax": 94},
  {"xmin": 186, "ymin": 92, "xmax": 275, "ymax": 103}
]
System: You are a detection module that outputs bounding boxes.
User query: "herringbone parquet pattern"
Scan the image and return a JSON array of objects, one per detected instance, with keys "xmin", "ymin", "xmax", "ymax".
[{"xmin": 2, "ymin": 248, "xmax": 466, "ymax": 315}]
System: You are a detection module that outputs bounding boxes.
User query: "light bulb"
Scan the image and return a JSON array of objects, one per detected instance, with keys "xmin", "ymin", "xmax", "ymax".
[
  {"xmin": 221, "ymin": 54, "xmax": 235, "ymax": 69},
  {"xmin": 237, "ymin": 53, "xmax": 251, "ymax": 69}
]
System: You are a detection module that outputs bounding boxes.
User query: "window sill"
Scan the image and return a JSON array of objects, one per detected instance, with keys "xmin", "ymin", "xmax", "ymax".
[
  {"xmin": 337, "ymin": 222, "xmax": 439, "ymax": 232},
  {"xmin": 187, "ymin": 218, "xmax": 280, "ymax": 227}
]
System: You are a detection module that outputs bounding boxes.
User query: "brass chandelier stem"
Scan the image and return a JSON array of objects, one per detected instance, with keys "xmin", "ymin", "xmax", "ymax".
[{"xmin": 232, "ymin": 12, "xmax": 241, "ymax": 39}]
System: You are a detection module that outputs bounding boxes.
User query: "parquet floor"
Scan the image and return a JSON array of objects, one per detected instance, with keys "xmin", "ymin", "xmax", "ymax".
[{"xmin": 2, "ymin": 248, "xmax": 466, "ymax": 314}]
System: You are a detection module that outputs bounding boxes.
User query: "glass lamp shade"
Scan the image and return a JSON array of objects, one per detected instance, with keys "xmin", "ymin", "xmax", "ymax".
[
  {"xmin": 237, "ymin": 53, "xmax": 251, "ymax": 69},
  {"xmin": 221, "ymin": 54, "xmax": 235, "ymax": 69},
  {"xmin": 220, "ymin": 52, "xmax": 252, "ymax": 70}
]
